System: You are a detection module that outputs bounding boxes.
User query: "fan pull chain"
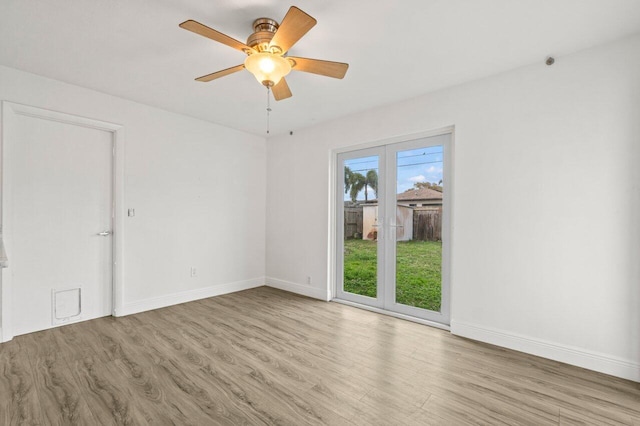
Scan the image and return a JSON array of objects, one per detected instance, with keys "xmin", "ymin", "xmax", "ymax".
[{"xmin": 266, "ymin": 87, "xmax": 272, "ymax": 134}]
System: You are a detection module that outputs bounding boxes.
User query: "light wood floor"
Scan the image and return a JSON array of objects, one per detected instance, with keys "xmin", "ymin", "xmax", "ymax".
[{"xmin": 1, "ymin": 287, "xmax": 638, "ymax": 425}]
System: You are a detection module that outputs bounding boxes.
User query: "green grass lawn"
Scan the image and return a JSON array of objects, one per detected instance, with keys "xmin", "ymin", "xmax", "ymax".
[{"xmin": 343, "ymin": 239, "xmax": 442, "ymax": 312}]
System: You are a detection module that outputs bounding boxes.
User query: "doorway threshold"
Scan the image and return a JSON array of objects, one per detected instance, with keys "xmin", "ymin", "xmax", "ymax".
[{"xmin": 331, "ymin": 298, "xmax": 450, "ymax": 331}]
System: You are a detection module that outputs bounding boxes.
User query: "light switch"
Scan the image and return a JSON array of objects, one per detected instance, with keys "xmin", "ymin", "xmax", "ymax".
[{"xmin": 128, "ymin": 208, "xmax": 135, "ymax": 217}]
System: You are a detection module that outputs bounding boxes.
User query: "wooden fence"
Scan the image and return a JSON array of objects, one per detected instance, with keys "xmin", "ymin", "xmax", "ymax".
[
  {"xmin": 344, "ymin": 206, "xmax": 442, "ymax": 241},
  {"xmin": 344, "ymin": 207, "xmax": 363, "ymax": 239},
  {"xmin": 413, "ymin": 208, "xmax": 442, "ymax": 241}
]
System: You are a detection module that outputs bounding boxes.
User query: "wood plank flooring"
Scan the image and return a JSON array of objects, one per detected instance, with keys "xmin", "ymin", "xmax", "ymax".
[{"xmin": 1, "ymin": 286, "xmax": 639, "ymax": 425}]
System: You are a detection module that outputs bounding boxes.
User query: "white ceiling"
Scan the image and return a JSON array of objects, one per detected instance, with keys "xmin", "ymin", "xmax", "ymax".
[{"xmin": 1, "ymin": 0, "xmax": 639, "ymax": 137}]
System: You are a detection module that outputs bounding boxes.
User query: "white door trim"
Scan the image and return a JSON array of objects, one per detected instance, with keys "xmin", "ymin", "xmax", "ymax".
[{"xmin": 0, "ymin": 101, "xmax": 125, "ymax": 342}]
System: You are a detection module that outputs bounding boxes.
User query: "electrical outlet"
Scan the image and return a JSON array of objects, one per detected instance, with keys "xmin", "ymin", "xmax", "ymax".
[
  {"xmin": 190, "ymin": 267, "xmax": 197, "ymax": 277},
  {"xmin": 307, "ymin": 276, "xmax": 312, "ymax": 285}
]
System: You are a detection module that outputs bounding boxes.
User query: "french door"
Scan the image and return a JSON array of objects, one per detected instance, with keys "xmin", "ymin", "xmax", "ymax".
[{"xmin": 335, "ymin": 133, "xmax": 451, "ymax": 325}]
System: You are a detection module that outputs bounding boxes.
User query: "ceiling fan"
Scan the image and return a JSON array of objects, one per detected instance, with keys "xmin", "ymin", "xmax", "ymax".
[{"xmin": 179, "ymin": 6, "xmax": 349, "ymax": 101}]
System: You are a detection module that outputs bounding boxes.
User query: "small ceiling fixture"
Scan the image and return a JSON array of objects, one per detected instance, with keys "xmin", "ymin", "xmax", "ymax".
[{"xmin": 179, "ymin": 6, "xmax": 349, "ymax": 101}]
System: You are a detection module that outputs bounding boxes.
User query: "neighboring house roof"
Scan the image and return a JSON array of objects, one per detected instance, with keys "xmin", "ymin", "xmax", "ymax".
[
  {"xmin": 396, "ymin": 187, "xmax": 443, "ymax": 201},
  {"xmin": 357, "ymin": 187, "xmax": 443, "ymax": 205}
]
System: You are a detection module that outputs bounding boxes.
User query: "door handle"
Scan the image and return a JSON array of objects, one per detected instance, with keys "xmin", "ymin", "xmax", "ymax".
[{"xmin": 97, "ymin": 231, "xmax": 112, "ymax": 236}]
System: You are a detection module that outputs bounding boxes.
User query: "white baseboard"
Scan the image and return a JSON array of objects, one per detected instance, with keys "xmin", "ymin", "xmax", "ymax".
[
  {"xmin": 120, "ymin": 277, "xmax": 265, "ymax": 317},
  {"xmin": 265, "ymin": 277, "xmax": 330, "ymax": 301},
  {"xmin": 451, "ymin": 320, "xmax": 640, "ymax": 383}
]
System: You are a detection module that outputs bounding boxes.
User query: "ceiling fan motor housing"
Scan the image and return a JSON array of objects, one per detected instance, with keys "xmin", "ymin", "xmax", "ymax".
[{"xmin": 247, "ymin": 18, "xmax": 280, "ymax": 53}]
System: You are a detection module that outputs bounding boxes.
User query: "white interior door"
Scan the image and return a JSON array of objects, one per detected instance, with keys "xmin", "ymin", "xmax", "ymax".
[
  {"xmin": 3, "ymin": 109, "xmax": 114, "ymax": 337},
  {"xmin": 336, "ymin": 133, "xmax": 451, "ymax": 325}
]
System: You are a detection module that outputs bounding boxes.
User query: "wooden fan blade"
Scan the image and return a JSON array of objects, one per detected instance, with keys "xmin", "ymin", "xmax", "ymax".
[
  {"xmin": 269, "ymin": 7, "xmax": 317, "ymax": 54},
  {"xmin": 272, "ymin": 78, "xmax": 293, "ymax": 101},
  {"xmin": 288, "ymin": 57, "xmax": 349, "ymax": 79},
  {"xmin": 195, "ymin": 64, "xmax": 245, "ymax": 82},
  {"xmin": 179, "ymin": 20, "xmax": 255, "ymax": 54}
]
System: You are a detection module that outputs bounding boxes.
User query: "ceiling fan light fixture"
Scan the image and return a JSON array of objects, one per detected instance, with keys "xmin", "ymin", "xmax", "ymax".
[
  {"xmin": 181, "ymin": 6, "xmax": 348, "ymax": 100},
  {"xmin": 244, "ymin": 52, "xmax": 291, "ymax": 87}
]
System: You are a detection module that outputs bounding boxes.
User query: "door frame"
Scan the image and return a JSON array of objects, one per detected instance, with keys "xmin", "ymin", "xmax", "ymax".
[
  {"xmin": 0, "ymin": 102, "xmax": 125, "ymax": 342},
  {"xmin": 329, "ymin": 126, "xmax": 454, "ymax": 328}
]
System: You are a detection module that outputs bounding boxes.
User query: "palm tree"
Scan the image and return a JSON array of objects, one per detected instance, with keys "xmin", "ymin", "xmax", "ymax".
[
  {"xmin": 344, "ymin": 166, "xmax": 365, "ymax": 202},
  {"xmin": 344, "ymin": 166, "xmax": 353, "ymax": 195},
  {"xmin": 365, "ymin": 169, "xmax": 378, "ymax": 201},
  {"xmin": 348, "ymin": 172, "xmax": 366, "ymax": 202},
  {"xmin": 345, "ymin": 166, "xmax": 377, "ymax": 202}
]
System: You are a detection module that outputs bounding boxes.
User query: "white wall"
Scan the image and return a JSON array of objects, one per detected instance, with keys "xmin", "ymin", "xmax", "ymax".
[
  {"xmin": 265, "ymin": 34, "xmax": 640, "ymax": 381},
  {"xmin": 0, "ymin": 65, "xmax": 266, "ymax": 323},
  {"xmin": 1, "ymin": 33, "xmax": 638, "ymax": 381}
]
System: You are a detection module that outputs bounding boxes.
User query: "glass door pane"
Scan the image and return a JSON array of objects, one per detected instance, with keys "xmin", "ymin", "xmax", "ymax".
[
  {"xmin": 336, "ymin": 148, "xmax": 385, "ymax": 308},
  {"xmin": 382, "ymin": 132, "xmax": 450, "ymax": 324},
  {"xmin": 394, "ymin": 146, "xmax": 444, "ymax": 312}
]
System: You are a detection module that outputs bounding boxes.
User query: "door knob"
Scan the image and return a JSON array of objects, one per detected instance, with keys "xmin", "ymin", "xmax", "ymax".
[{"xmin": 97, "ymin": 231, "xmax": 112, "ymax": 236}]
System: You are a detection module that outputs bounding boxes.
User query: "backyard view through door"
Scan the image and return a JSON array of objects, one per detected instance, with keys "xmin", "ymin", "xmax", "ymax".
[{"xmin": 336, "ymin": 133, "xmax": 450, "ymax": 325}]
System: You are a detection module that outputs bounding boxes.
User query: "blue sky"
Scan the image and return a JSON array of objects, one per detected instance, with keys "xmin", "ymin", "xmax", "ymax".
[{"xmin": 344, "ymin": 146, "xmax": 443, "ymax": 201}]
